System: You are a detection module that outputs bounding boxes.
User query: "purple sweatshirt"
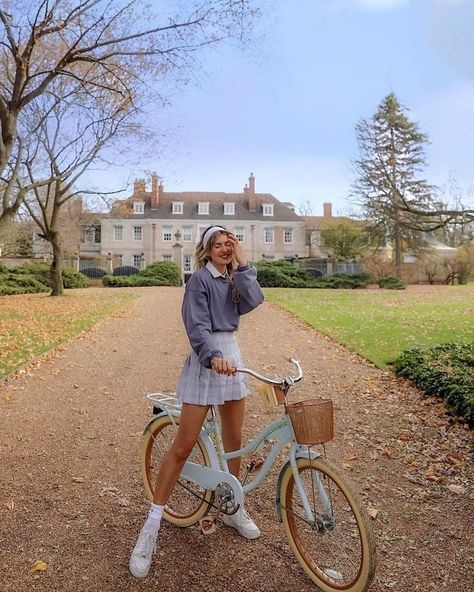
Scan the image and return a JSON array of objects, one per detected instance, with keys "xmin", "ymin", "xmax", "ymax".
[{"xmin": 181, "ymin": 263, "xmax": 264, "ymax": 367}]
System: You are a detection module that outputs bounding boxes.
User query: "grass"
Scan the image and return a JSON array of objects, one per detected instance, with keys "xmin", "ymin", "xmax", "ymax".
[
  {"xmin": 264, "ymin": 285, "xmax": 474, "ymax": 368},
  {"xmin": 0, "ymin": 289, "xmax": 136, "ymax": 379}
]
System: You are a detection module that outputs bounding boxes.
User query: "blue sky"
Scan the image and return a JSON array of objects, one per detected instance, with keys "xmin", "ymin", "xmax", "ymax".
[{"xmin": 88, "ymin": 0, "xmax": 474, "ymax": 215}]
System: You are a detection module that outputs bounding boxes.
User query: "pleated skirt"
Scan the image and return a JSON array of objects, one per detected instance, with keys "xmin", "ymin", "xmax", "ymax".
[{"xmin": 177, "ymin": 332, "xmax": 249, "ymax": 406}]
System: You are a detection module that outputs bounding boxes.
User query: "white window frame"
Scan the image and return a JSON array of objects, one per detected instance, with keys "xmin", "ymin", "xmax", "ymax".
[
  {"xmin": 113, "ymin": 225, "xmax": 123, "ymax": 241},
  {"xmin": 263, "ymin": 203, "xmax": 274, "ymax": 216},
  {"xmin": 133, "ymin": 225, "xmax": 143, "ymax": 241},
  {"xmin": 162, "ymin": 254, "xmax": 173, "ymax": 262},
  {"xmin": 162, "ymin": 225, "xmax": 172, "ymax": 242},
  {"xmin": 172, "ymin": 202, "xmax": 184, "ymax": 215},
  {"xmin": 133, "ymin": 202, "xmax": 144, "ymax": 214},
  {"xmin": 234, "ymin": 226, "xmax": 245, "ymax": 242},
  {"xmin": 264, "ymin": 227, "xmax": 274, "ymax": 244},
  {"xmin": 182, "ymin": 226, "xmax": 192, "ymax": 242},
  {"xmin": 197, "ymin": 226, "xmax": 208, "ymax": 243},
  {"xmin": 198, "ymin": 202, "xmax": 210, "ymax": 215},
  {"xmin": 283, "ymin": 227, "xmax": 294, "ymax": 244},
  {"xmin": 224, "ymin": 202, "xmax": 235, "ymax": 215},
  {"xmin": 84, "ymin": 227, "xmax": 95, "ymax": 242},
  {"xmin": 133, "ymin": 254, "xmax": 143, "ymax": 268},
  {"xmin": 183, "ymin": 254, "xmax": 192, "ymax": 272}
]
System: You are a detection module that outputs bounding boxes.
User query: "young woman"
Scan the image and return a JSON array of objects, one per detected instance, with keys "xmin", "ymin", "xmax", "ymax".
[{"xmin": 129, "ymin": 225, "xmax": 264, "ymax": 578}]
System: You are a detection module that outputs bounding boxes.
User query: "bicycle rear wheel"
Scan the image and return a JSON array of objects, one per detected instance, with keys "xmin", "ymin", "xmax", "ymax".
[
  {"xmin": 279, "ymin": 457, "xmax": 376, "ymax": 592},
  {"xmin": 141, "ymin": 414, "xmax": 213, "ymax": 527}
]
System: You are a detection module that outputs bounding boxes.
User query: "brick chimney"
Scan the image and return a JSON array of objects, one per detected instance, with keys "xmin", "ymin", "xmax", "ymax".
[
  {"xmin": 151, "ymin": 173, "xmax": 159, "ymax": 209},
  {"xmin": 133, "ymin": 178, "xmax": 146, "ymax": 196},
  {"xmin": 323, "ymin": 202, "xmax": 332, "ymax": 218},
  {"xmin": 248, "ymin": 173, "xmax": 257, "ymax": 212}
]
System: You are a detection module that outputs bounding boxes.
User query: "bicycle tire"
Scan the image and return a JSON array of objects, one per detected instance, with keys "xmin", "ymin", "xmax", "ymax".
[
  {"xmin": 141, "ymin": 414, "xmax": 214, "ymax": 527},
  {"xmin": 279, "ymin": 457, "xmax": 376, "ymax": 592}
]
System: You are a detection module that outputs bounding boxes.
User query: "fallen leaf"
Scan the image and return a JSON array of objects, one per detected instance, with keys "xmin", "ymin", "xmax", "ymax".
[
  {"xmin": 447, "ymin": 484, "xmax": 466, "ymax": 495},
  {"xmin": 30, "ymin": 560, "xmax": 48, "ymax": 573},
  {"xmin": 73, "ymin": 384, "xmax": 79, "ymax": 389},
  {"xmin": 367, "ymin": 507, "xmax": 379, "ymax": 519},
  {"xmin": 383, "ymin": 448, "xmax": 396, "ymax": 459},
  {"xmin": 6, "ymin": 500, "xmax": 15, "ymax": 511},
  {"xmin": 72, "ymin": 477, "xmax": 85, "ymax": 483}
]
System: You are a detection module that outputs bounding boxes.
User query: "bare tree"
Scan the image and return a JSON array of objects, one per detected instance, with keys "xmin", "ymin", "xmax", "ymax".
[
  {"xmin": 0, "ymin": 0, "xmax": 257, "ymax": 228},
  {"xmin": 18, "ymin": 81, "xmax": 133, "ymax": 295}
]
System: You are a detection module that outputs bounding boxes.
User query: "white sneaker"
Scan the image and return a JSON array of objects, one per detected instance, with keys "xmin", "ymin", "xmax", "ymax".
[
  {"xmin": 222, "ymin": 507, "xmax": 261, "ymax": 540},
  {"xmin": 129, "ymin": 527, "xmax": 157, "ymax": 578}
]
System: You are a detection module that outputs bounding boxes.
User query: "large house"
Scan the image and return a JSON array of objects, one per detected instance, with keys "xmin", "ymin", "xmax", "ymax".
[{"xmin": 81, "ymin": 173, "xmax": 308, "ymax": 274}]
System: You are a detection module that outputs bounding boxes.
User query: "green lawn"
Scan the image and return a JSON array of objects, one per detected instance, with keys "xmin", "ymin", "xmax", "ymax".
[
  {"xmin": 0, "ymin": 289, "xmax": 136, "ymax": 378},
  {"xmin": 265, "ymin": 285, "xmax": 474, "ymax": 368}
]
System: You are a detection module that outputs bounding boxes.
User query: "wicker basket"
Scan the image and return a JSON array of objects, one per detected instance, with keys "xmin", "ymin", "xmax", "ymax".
[{"xmin": 287, "ymin": 399, "xmax": 334, "ymax": 445}]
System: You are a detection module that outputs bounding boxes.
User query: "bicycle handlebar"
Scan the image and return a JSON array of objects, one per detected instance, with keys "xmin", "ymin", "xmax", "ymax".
[{"xmin": 235, "ymin": 358, "xmax": 303, "ymax": 388}]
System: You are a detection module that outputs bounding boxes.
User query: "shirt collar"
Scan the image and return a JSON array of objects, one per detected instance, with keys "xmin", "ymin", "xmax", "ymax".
[{"xmin": 206, "ymin": 260, "xmax": 229, "ymax": 279}]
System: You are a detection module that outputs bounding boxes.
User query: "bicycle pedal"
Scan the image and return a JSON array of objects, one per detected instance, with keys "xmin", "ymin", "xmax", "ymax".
[{"xmin": 199, "ymin": 516, "xmax": 217, "ymax": 535}]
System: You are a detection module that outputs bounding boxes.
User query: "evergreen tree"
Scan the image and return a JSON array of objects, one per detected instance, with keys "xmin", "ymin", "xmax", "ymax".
[
  {"xmin": 352, "ymin": 93, "xmax": 437, "ymax": 276},
  {"xmin": 320, "ymin": 220, "xmax": 367, "ymax": 262}
]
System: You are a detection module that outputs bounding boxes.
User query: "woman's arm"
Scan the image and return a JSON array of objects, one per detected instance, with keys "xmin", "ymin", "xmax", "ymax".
[{"xmin": 233, "ymin": 265, "xmax": 264, "ymax": 315}]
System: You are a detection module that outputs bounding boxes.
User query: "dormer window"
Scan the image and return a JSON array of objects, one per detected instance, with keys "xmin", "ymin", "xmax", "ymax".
[
  {"xmin": 134, "ymin": 202, "xmax": 144, "ymax": 214},
  {"xmin": 224, "ymin": 202, "xmax": 235, "ymax": 215},
  {"xmin": 263, "ymin": 203, "xmax": 274, "ymax": 216},
  {"xmin": 172, "ymin": 201, "xmax": 184, "ymax": 214},
  {"xmin": 198, "ymin": 202, "xmax": 210, "ymax": 215}
]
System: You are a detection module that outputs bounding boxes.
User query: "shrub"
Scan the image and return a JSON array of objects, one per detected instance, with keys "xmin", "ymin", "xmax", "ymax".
[
  {"xmin": 113, "ymin": 265, "xmax": 139, "ymax": 276},
  {"xmin": 0, "ymin": 273, "xmax": 50, "ymax": 295},
  {"xmin": 378, "ymin": 276, "xmax": 406, "ymax": 290},
  {"xmin": 393, "ymin": 343, "xmax": 474, "ymax": 425},
  {"xmin": 310, "ymin": 272, "xmax": 374, "ymax": 289},
  {"xmin": 103, "ymin": 275, "xmax": 172, "ymax": 287},
  {"xmin": 255, "ymin": 260, "xmax": 310, "ymax": 287},
  {"xmin": 81, "ymin": 267, "xmax": 107, "ymax": 278},
  {"xmin": 9, "ymin": 262, "xmax": 50, "ymax": 286},
  {"xmin": 62, "ymin": 267, "xmax": 90, "ymax": 288},
  {"xmin": 140, "ymin": 261, "xmax": 182, "ymax": 286}
]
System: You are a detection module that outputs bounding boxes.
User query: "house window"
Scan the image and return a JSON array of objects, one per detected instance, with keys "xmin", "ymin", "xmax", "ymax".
[
  {"xmin": 133, "ymin": 226, "xmax": 143, "ymax": 241},
  {"xmin": 184, "ymin": 255, "xmax": 192, "ymax": 272},
  {"xmin": 162, "ymin": 254, "xmax": 173, "ymax": 262},
  {"xmin": 264, "ymin": 227, "xmax": 274, "ymax": 244},
  {"xmin": 234, "ymin": 227, "xmax": 244, "ymax": 242},
  {"xmin": 182, "ymin": 226, "xmax": 192, "ymax": 242},
  {"xmin": 113, "ymin": 225, "xmax": 123, "ymax": 241},
  {"xmin": 133, "ymin": 254, "xmax": 144, "ymax": 268},
  {"xmin": 172, "ymin": 202, "xmax": 184, "ymax": 214},
  {"xmin": 284, "ymin": 228, "xmax": 294, "ymax": 244},
  {"xmin": 198, "ymin": 202, "xmax": 210, "ymax": 215},
  {"xmin": 224, "ymin": 202, "xmax": 235, "ymax": 215},
  {"xmin": 84, "ymin": 227, "xmax": 95, "ymax": 242},
  {"xmin": 133, "ymin": 202, "xmax": 144, "ymax": 214},
  {"xmin": 263, "ymin": 203, "xmax": 274, "ymax": 216},
  {"xmin": 162, "ymin": 225, "xmax": 172, "ymax": 242}
]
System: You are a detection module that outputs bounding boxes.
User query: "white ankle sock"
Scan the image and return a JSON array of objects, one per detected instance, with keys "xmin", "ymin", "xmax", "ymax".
[{"xmin": 143, "ymin": 504, "xmax": 165, "ymax": 536}]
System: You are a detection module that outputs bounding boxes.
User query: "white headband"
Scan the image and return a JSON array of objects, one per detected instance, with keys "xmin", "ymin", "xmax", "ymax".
[{"xmin": 202, "ymin": 226, "xmax": 226, "ymax": 248}]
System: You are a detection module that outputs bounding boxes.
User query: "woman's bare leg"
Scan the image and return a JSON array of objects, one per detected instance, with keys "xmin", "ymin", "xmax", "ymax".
[
  {"xmin": 153, "ymin": 403, "xmax": 209, "ymax": 505},
  {"xmin": 218, "ymin": 398, "xmax": 245, "ymax": 479}
]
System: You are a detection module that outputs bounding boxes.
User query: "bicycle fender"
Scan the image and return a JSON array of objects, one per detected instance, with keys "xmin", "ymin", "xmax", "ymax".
[{"xmin": 275, "ymin": 447, "xmax": 321, "ymax": 522}]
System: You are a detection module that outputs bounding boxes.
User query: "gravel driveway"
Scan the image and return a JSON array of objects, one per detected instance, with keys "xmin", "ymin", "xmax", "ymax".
[{"xmin": 0, "ymin": 287, "xmax": 472, "ymax": 592}]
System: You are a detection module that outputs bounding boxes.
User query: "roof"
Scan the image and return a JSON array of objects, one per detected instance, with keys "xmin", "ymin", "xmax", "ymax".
[
  {"xmin": 303, "ymin": 215, "xmax": 356, "ymax": 227},
  {"xmin": 109, "ymin": 190, "xmax": 302, "ymax": 222}
]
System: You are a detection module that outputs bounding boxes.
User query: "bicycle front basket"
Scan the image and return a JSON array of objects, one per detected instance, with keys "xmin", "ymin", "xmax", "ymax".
[{"xmin": 287, "ymin": 399, "xmax": 334, "ymax": 445}]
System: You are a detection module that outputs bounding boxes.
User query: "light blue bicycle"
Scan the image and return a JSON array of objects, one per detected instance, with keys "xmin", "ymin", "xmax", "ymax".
[{"xmin": 141, "ymin": 359, "xmax": 376, "ymax": 592}]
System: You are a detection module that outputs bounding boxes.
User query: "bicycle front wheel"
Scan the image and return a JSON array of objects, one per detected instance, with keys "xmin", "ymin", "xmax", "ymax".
[
  {"xmin": 141, "ymin": 414, "xmax": 213, "ymax": 527},
  {"xmin": 279, "ymin": 457, "xmax": 376, "ymax": 592}
]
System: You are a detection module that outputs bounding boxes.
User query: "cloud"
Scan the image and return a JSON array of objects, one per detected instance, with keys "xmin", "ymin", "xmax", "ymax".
[{"xmin": 357, "ymin": 0, "xmax": 408, "ymax": 8}]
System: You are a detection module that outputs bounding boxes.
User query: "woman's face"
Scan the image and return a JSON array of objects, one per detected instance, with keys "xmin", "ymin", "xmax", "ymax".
[{"xmin": 209, "ymin": 232, "xmax": 233, "ymax": 271}]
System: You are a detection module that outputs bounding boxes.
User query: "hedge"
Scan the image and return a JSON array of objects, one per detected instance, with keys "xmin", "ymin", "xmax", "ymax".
[
  {"xmin": 103, "ymin": 260, "xmax": 182, "ymax": 287},
  {"xmin": 393, "ymin": 343, "xmax": 474, "ymax": 425},
  {"xmin": 378, "ymin": 276, "xmax": 406, "ymax": 290},
  {"xmin": 0, "ymin": 262, "xmax": 90, "ymax": 294}
]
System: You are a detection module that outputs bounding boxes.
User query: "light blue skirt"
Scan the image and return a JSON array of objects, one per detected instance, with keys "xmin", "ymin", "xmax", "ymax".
[{"xmin": 177, "ymin": 332, "xmax": 249, "ymax": 406}]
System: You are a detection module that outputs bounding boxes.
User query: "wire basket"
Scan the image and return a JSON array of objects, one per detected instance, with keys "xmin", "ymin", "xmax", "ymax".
[{"xmin": 287, "ymin": 399, "xmax": 334, "ymax": 445}]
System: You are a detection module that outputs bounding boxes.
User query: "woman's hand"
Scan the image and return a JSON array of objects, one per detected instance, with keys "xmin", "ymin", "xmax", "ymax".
[
  {"xmin": 211, "ymin": 357, "xmax": 236, "ymax": 375},
  {"xmin": 226, "ymin": 233, "xmax": 247, "ymax": 267}
]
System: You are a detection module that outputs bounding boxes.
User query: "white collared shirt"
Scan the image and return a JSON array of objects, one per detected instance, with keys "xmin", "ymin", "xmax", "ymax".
[{"xmin": 206, "ymin": 260, "xmax": 229, "ymax": 279}]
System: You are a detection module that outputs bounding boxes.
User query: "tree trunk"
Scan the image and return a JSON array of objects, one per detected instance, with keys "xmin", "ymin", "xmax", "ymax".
[
  {"xmin": 49, "ymin": 231, "xmax": 64, "ymax": 296},
  {"xmin": 394, "ymin": 224, "xmax": 402, "ymax": 278}
]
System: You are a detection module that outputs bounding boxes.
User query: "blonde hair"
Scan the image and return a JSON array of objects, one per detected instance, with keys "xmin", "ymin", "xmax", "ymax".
[{"xmin": 195, "ymin": 227, "xmax": 237, "ymax": 277}]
